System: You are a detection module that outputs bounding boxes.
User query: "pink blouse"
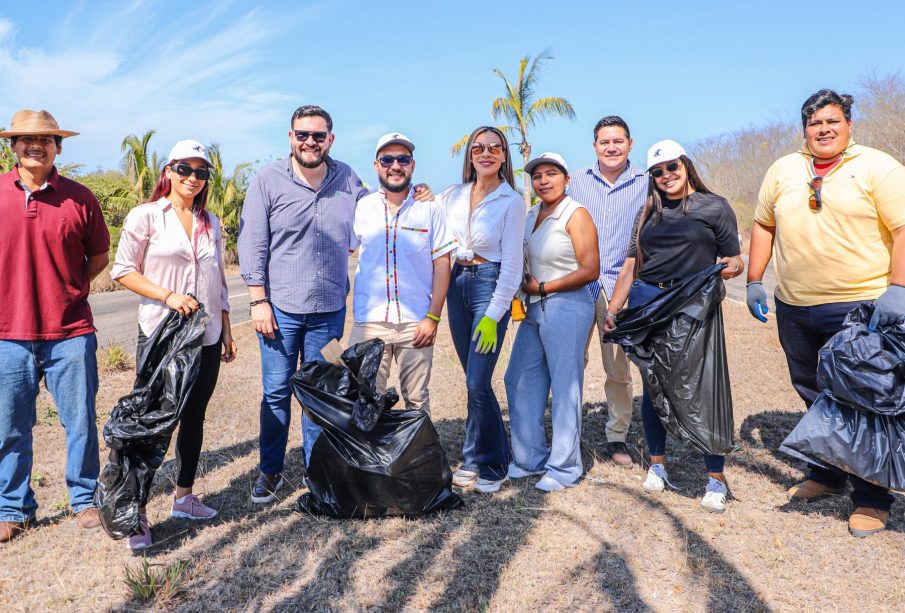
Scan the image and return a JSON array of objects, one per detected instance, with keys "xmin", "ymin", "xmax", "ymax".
[{"xmin": 111, "ymin": 197, "xmax": 230, "ymax": 346}]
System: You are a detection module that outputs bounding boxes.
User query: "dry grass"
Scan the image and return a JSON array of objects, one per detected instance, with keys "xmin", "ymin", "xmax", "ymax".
[{"xmin": 3, "ymin": 300, "xmax": 903, "ymax": 612}]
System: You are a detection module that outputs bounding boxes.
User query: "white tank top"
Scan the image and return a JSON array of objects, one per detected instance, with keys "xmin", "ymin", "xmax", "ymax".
[{"xmin": 524, "ymin": 196, "xmax": 584, "ymax": 303}]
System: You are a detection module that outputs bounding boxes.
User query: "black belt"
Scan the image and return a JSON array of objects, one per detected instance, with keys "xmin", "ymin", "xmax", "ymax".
[{"xmin": 642, "ymin": 278, "xmax": 679, "ymax": 289}]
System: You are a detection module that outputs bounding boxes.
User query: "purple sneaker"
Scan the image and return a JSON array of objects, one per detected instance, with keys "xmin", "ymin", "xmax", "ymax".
[
  {"xmin": 126, "ymin": 514, "xmax": 152, "ymax": 551},
  {"xmin": 171, "ymin": 493, "xmax": 218, "ymax": 520}
]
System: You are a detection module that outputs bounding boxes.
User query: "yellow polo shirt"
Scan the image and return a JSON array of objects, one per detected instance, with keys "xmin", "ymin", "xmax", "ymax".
[{"xmin": 755, "ymin": 142, "xmax": 905, "ymax": 306}]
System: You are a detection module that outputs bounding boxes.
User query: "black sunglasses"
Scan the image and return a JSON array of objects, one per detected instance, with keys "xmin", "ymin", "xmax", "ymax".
[
  {"xmin": 808, "ymin": 176, "xmax": 823, "ymax": 211},
  {"xmin": 293, "ymin": 130, "xmax": 329, "ymax": 143},
  {"xmin": 377, "ymin": 154, "xmax": 413, "ymax": 168},
  {"xmin": 649, "ymin": 161, "xmax": 681, "ymax": 179},
  {"xmin": 171, "ymin": 163, "xmax": 211, "ymax": 181}
]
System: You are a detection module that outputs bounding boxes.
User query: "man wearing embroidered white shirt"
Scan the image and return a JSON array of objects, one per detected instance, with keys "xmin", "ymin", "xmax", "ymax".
[{"xmin": 348, "ymin": 133, "xmax": 456, "ymax": 414}]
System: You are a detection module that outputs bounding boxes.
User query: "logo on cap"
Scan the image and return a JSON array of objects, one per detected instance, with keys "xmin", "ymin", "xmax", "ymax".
[{"xmin": 653, "ymin": 149, "xmax": 661, "ymax": 157}]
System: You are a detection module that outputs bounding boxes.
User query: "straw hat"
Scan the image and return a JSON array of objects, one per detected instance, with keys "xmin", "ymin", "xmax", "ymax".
[{"xmin": 0, "ymin": 109, "xmax": 79, "ymax": 138}]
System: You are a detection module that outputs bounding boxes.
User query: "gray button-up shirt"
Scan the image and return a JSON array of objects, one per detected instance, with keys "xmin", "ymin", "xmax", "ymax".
[{"xmin": 238, "ymin": 156, "xmax": 368, "ymax": 314}]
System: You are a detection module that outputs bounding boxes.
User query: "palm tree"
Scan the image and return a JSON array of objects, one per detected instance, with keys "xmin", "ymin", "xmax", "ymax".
[
  {"xmin": 451, "ymin": 50, "xmax": 576, "ymax": 206},
  {"xmin": 120, "ymin": 130, "xmax": 161, "ymax": 201},
  {"xmin": 205, "ymin": 143, "xmax": 252, "ymax": 258}
]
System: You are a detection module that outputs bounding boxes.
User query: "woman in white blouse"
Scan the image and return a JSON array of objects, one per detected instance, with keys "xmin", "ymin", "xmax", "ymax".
[
  {"xmin": 504, "ymin": 153, "xmax": 599, "ymax": 492},
  {"xmin": 111, "ymin": 140, "xmax": 236, "ymax": 550},
  {"xmin": 438, "ymin": 126, "xmax": 526, "ymax": 493}
]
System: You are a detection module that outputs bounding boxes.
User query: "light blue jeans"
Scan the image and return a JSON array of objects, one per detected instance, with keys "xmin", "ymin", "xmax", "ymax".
[
  {"xmin": 504, "ymin": 289, "xmax": 594, "ymax": 485},
  {"xmin": 257, "ymin": 304, "xmax": 346, "ymax": 473},
  {"xmin": 0, "ymin": 334, "xmax": 100, "ymax": 522}
]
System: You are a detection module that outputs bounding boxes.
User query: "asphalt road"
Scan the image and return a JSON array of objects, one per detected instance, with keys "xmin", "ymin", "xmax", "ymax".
[
  {"xmin": 89, "ymin": 255, "xmax": 774, "ymax": 353},
  {"xmin": 89, "ymin": 274, "xmax": 251, "ymax": 353}
]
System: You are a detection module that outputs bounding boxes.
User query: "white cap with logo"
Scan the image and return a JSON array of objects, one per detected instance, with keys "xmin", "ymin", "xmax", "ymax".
[
  {"xmin": 167, "ymin": 139, "xmax": 212, "ymax": 166},
  {"xmin": 524, "ymin": 151, "xmax": 569, "ymax": 176},
  {"xmin": 375, "ymin": 132, "xmax": 415, "ymax": 157},
  {"xmin": 646, "ymin": 139, "xmax": 686, "ymax": 170}
]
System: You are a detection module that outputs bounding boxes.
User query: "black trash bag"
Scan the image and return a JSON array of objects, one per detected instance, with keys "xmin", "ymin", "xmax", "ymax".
[
  {"xmin": 94, "ymin": 308, "xmax": 209, "ymax": 538},
  {"xmin": 290, "ymin": 339, "xmax": 463, "ymax": 518},
  {"xmin": 604, "ymin": 264, "xmax": 736, "ymax": 455},
  {"xmin": 780, "ymin": 304, "xmax": 905, "ymax": 490}
]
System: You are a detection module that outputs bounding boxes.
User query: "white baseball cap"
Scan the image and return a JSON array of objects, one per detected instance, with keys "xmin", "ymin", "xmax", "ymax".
[
  {"xmin": 646, "ymin": 140, "xmax": 686, "ymax": 170},
  {"xmin": 375, "ymin": 132, "xmax": 415, "ymax": 157},
  {"xmin": 167, "ymin": 139, "xmax": 212, "ymax": 166},
  {"xmin": 524, "ymin": 151, "xmax": 569, "ymax": 176}
]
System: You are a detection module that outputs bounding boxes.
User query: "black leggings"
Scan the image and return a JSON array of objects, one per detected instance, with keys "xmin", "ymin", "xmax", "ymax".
[{"xmin": 137, "ymin": 329, "xmax": 221, "ymax": 489}]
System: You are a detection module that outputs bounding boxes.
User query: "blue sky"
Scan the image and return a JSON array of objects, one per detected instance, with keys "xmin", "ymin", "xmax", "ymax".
[{"xmin": 1, "ymin": 1, "xmax": 903, "ymax": 189}]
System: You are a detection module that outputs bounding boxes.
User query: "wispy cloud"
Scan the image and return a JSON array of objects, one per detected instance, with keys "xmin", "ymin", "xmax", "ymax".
[{"xmin": 0, "ymin": 2, "xmax": 313, "ymax": 171}]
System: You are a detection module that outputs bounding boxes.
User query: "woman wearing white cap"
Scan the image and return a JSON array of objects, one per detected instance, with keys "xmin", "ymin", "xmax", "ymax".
[
  {"xmin": 604, "ymin": 140, "xmax": 743, "ymax": 512},
  {"xmin": 504, "ymin": 153, "xmax": 599, "ymax": 491},
  {"xmin": 111, "ymin": 140, "xmax": 237, "ymax": 549}
]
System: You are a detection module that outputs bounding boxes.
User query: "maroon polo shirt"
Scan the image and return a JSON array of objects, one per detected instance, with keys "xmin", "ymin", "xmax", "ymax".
[{"xmin": 0, "ymin": 166, "xmax": 110, "ymax": 340}]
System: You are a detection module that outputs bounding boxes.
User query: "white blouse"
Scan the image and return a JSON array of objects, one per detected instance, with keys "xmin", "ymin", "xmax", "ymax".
[
  {"xmin": 438, "ymin": 181, "xmax": 526, "ymax": 321},
  {"xmin": 111, "ymin": 197, "xmax": 230, "ymax": 346}
]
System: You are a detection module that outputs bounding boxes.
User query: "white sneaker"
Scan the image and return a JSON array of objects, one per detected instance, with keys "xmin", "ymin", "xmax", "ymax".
[
  {"xmin": 643, "ymin": 463, "xmax": 673, "ymax": 493},
  {"xmin": 507, "ymin": 463, "xmax": 545, "ymax": 479},
  {"xmin": 701, "ymin": 477, "xmax": 728, "ymax": 513},
  {"xmin": 474, "ymin": 476, "xmax": 508, "ymax": 493},
  {"xmin": 535, "ymin": 475, "xmax": 572, "ymax": 492},
  {"xmin": 452, "ymin": 468, "xmax": 478, "ymax": 488}
]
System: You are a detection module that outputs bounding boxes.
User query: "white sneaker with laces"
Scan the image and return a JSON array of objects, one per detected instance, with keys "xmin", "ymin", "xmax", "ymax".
[
  {"xmin": 643, "ymin": 463, "xmax": 671, "ymax": 493},
  {"xmin": 452, "ymin": 468, "xmax": 478, "ymax": 488},
  {"xmin": 701, "ymin": 477, "xmax": 728, "ymax": 513},
  {"xmin": 474, "ymin": 476, "xmax": 508, "ymax": 493},
  {"xmin": 507, "ymin": 463, "xmax": 545, "ymax": 479}
]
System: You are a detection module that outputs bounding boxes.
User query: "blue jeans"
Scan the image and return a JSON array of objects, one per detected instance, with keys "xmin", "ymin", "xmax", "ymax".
[
  {"xmin": 505, "ymin": 289, "xmax": 594, "ymax": 485},
  {"xmin": 628, "ymin": 280, "xmax": 725, "ymax": 474},
  {"xmin": 0, "ymin": 334, "xmax": 99, "ymax": 522},
  {"xmin": 258, "ymin": 304, "xmax": 345, "ymax": 473},
  {"xmin": 776, "ymin": 298, "xmax": 894, "ymax": 511},
  {"xmin": 447, "ymin": 263, "xmax": 511, "ymax": 480}
]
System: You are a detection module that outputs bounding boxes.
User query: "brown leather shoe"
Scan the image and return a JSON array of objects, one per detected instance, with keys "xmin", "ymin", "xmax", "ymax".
[
  {"xmin": 786, "ymin": 479, "xmax": 843, "ymax": 501},
  {"xmin": 0, "ymin": 520, "xmax": 27, "ymax": 543},
  {"xmin": 77, "ymin": 508, "xmax": 102, "ymax": 533},
  {"xmin": 608, "ymin": 442, "xmax": 634, "ymax": 467},
  {"xmin": 849, "ymin": 507, "xmax": 889, "ymax": 538}
]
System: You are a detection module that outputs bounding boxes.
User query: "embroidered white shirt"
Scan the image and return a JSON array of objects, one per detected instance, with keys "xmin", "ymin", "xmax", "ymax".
[{"xmin": 352, "ymin": 188, "xmax": 456, "ymax": 324}]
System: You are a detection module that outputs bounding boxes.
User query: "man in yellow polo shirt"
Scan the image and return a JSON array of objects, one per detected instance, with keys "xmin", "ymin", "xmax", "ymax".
[{"xmin": 747, "ymin": 89, "xmax": 905, "ymax": 538}]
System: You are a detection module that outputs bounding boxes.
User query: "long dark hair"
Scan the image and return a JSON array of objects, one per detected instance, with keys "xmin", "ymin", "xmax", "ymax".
[
  {"xmin": 633, "ymin": 155, "xmax": 712, "ymax": 275},
  {"xmin": 151, "ymin": 158, "xmax": 212, "ymax": 238},
  {"xmin": 460, "ymin": 126, "xmax": 515, "ymax": 187}
]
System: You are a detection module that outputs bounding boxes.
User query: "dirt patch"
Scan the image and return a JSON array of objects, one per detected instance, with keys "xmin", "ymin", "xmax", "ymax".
[{"xmin": 3, "ymin": 300, "xmax": 903, "ymax": 611}]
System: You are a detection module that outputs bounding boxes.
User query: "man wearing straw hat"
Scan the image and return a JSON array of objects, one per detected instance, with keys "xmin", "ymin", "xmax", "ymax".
[{"xmin": 0, "ymin": 110, "xmax": 110, "ymax": 543}]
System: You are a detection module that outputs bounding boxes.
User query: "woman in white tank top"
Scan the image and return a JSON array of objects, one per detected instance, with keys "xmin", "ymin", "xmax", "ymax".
[{"xmin": 503, "ymin": 153, "xmax": 600, "ymax": 491}]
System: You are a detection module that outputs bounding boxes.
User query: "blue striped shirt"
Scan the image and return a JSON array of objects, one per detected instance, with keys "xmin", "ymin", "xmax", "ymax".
[
  {"xmin": 238, "ymin": 156, "xmax": 368, "ymax": 314},
  {"xmin": 569, "ymin": 162, "xmax": 647, "ymax": 299}
]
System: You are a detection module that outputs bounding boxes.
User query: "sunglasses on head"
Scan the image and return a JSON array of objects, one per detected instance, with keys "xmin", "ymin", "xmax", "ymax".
[
  {"xmin": 377, "ymin": 154, "xmax": 413, "ymax": 168},
  {"xmin": 293, "ymin": 130, "xmax": 329, "ymax": 143},
  {"xmin": 808, "ymin": 176, "xmax": 823, "ymax": 211},
  {"xmin": 171, "ymin": 163, "xmax": 211, "ymax": 181},
  {"xmin": 649, "ymin": 161, "xmax": 681, "ymax": 179},
  {"xmin": 471, "ymin": 143, "xmax": 504, "ymax": 156}
]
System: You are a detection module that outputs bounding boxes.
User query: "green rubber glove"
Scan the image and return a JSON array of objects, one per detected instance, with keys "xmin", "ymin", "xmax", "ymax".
[{"xmin": 472, "ymin": 315, "xmax": 498, "ymax": 354}]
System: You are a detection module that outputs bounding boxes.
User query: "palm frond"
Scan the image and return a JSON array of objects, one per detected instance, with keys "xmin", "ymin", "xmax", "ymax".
[
  {"xmin": 526, "ymin": 96, "xmax": 576, "ymax": 127},
  {"xmin": 450, "ymin": 133, "xmax": 472, "ymax": 157}
]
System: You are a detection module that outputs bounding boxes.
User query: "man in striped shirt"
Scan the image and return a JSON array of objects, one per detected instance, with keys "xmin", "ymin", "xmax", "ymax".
[{"xmin": 570, "ymin": 115, "xmax": 648, "ymax": 467}]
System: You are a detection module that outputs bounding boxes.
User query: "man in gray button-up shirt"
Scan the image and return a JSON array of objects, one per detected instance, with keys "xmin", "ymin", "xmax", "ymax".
[{"xmin": 239, "ymin": 106, "xmax": 431, "ymax": 504}]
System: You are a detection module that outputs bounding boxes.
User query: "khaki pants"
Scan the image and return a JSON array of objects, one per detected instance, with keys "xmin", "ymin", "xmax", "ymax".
[
  {"xmin": 348, "ymin": 322, "xmax": 433, "ymax": 415},
  {"xmin": 584, "ymin": 292, "xmax": 633, "ymax": 442}
]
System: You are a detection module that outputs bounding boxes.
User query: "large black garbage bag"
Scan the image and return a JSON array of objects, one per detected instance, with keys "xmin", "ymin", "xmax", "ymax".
[
  {"xmin": 94, "ymin": 308, "xmax": 209, "ymax": 538},
  {"xmin": 780, "ymin": 304, "xmax": 905, "ymax": 490},
  {"xmin": 290, "ymin": 339, "xmax": 463, "ymax": 518},
  {"xmin": 604, "ymin": 265, "xmax": 735, "ymax": 455}
]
